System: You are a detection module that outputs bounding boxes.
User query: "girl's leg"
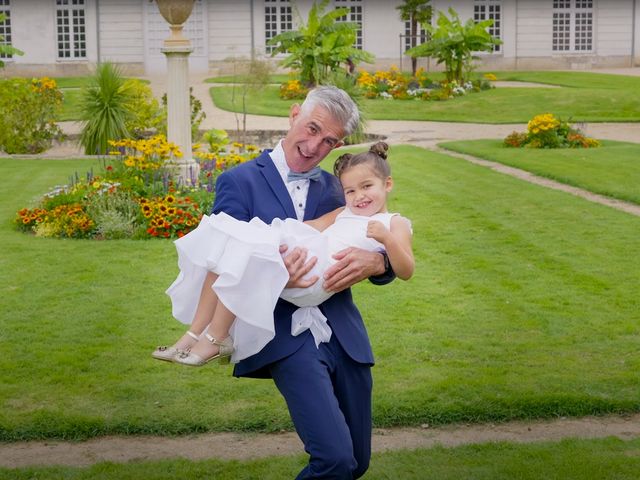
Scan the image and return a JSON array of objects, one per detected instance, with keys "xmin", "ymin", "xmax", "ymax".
[
  {"xmin": 185, "ymin": 298, "xmax": 235, "ymax": 360},
  {"xmin": 171, "ymin": 271, "xmax": 220, "ymax": 350}
]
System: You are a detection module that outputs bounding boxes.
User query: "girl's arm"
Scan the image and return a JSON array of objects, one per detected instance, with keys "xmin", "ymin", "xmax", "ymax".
[
  {"xmin": 305, "ymin": 207, "xmax": 344, "ymax": 232},
  {"xmin": 366, "ymin": 216, "xmax": 414, "ymax": 280}
]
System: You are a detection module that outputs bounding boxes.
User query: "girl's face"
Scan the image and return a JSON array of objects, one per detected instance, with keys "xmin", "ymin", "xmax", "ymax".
[{"xmin": 340, "ymin": 163, "xmax": 393, "ymax": 217}]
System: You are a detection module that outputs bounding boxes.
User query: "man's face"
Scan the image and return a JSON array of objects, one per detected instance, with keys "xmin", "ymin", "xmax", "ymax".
[{"xmin": 282, "ymin": 104, "xmax": 345, "ymax": 173}]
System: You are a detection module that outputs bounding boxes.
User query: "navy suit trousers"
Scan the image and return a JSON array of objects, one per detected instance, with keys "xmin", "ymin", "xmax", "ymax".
[{"xmin": 270, "ymin": 334, "xmax": 373, "ymax": 479}]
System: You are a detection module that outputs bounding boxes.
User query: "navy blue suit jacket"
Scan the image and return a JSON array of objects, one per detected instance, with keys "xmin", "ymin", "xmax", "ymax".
[{"xmin": 212, "ymin": 150, "xmax": 375, "ymax": 378}]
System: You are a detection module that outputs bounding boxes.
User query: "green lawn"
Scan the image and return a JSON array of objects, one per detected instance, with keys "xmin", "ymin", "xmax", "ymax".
[
  {"xmin": 53, "ymin": 77, "xmax": 94, "ymax": 89},
  {"xmin": 1, "ymin": 145, "xmax": 639, "ymax": 442},
  {"xmin": 2, "ymin": 437, "xmax": 639, "ymax": 479},
  {"xmin": 494, "ymin": 70, "xmax": 640, "ymax": 89},
  {"xmin": 439, "ymin": 140, "xmax": 640, "ymax": 205},
  {"xmin": 209, "ymin": 71, "xmax": 640, "ymax": 123},
  {"xmin": 205, "ymin": 73, "xmax": 291, "ymax": 84}
]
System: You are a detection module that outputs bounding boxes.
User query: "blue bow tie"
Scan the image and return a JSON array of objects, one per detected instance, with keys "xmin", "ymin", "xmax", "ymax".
[{"xmin": 287, "ymin": 167, "xmax": 322, "ymax": 182}]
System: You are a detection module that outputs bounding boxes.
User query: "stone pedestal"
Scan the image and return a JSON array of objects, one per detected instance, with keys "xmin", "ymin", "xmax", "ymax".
[
  {"xmin": 162, "ymin": 44, "xmax": 199, "ymax": 184},
  {"xmin": 157, "ymin": 0, "xmax": 198, "ymax": 185}
]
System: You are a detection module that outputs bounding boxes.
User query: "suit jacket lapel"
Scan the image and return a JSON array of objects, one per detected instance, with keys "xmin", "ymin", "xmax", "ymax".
[
  {"xmin": 257, "ymin": 151, "xmax": 297, "ymax": 219},
  {"xmin": 303, "ymin": 176, "xmax": 323, "ymax": 221}
]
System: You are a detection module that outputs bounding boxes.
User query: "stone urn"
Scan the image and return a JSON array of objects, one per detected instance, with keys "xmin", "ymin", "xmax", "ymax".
[{"xmin": 155, "ymin": 0, "xmax": 196, "ymax": 46}]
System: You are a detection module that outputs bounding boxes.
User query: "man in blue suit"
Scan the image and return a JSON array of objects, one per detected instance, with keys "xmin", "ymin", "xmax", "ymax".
[{"xmin": 212, "ymin": 86, "xmax": 393, "ymax": 479}]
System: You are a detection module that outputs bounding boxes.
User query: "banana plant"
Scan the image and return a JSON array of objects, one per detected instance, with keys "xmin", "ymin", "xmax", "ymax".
[
  {"xmin": 407, "ymin": 7, "xmax": 501, "ymax": 84},
  {"xmin": 0, "ymin": 13, "xmax": 23, "ymax": 68},
  {"xmin": 268, "ymin": 0, "xmax": 374, "ymax": 87}
]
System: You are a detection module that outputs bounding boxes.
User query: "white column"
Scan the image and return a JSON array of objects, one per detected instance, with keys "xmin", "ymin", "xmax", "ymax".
[{"xmin": 162, "ymin": 44, "xmax": 199, "ymax": 184}]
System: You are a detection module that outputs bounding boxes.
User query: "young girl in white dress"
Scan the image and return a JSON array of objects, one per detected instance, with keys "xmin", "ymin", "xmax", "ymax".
[{"xmin": 152, "ymin": 142, "xmax": 414, "ymax": 365}]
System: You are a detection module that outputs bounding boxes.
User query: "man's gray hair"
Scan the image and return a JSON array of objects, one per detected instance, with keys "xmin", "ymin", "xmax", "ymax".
[{"xmin": 299, "ymin": 86, "xmax": 360, "ymax": 138}]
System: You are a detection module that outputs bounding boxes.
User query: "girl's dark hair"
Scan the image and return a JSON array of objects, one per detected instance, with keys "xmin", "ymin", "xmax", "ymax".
[{"xmin": 333, "ymin": 141, "xmax": 390, "ymax": 179}]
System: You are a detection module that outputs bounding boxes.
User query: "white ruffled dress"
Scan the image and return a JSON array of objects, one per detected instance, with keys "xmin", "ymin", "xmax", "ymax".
[{"xmin": 166, "ymin": 208, "xmax": 397, "ymax": 363}]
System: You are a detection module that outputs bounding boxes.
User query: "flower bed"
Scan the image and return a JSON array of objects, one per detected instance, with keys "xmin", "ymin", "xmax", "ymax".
[
  {"xmin": 15, "ymin": 133, "xmax": 259, "ymax": 239},
  {"xmin": 276, "ymin": 66, "xmax": 494, "ymax": 101},
  {"xmin": 504, "ymin": 113, "xmax": 601, "ymax": 149}
]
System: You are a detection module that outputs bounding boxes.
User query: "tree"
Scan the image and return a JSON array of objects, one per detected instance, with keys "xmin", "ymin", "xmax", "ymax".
[
  {"xmin": 230, "ymin": 56, "xmax": 273, "ymax": 149},
  {"xmin": 407, "ymin": 7, "xmax": 501, "ymax": 84},
  {"xmin": 0, "ymin": 13, "xmax": 23, "ymax": 68},
  {"xmin": 268, "ymin": 0, "xmax": 374, "ymax": 87},
  {"xmin": 396, "ymin": 0, "xmax": 432, "ymax": 76}
]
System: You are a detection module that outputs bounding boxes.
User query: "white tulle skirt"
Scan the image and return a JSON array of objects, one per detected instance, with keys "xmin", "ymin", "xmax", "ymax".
[{"xmin": 165, "ymin": 212, "xmax": 333, "ymax": 363}]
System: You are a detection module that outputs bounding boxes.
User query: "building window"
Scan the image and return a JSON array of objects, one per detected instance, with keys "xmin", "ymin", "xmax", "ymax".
[
  {"xmin": 56, "ymin": 0, "xmax": 86, "ymax": 59},
  {"xmin": 403, "ymin": 21, "xmax": 427, "ymax": 53},
  {"xmin": 474, "ymin": 0, "xmax": 501, "ymax": 52},
  {"xmin": 265, "ymin": 0, "xmax": 292, "ymax": 54},
  {"xmin": 0, "ymin": 0, "xmax": 12, "ymax": 59},
  {"xmin": 553, "ymin": 0, "xmax": 593, "ymax": 52},
  {"xmin": 334, "ymin": 0, "xmax": 362, "ymax": 50}
]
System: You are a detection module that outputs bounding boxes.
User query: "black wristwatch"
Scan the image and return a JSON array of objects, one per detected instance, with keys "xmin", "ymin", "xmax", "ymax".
[
  {"xmin": 381, "ymin": 251, "xmax": 391, "ymax": 273},
  {"xmin": 369, "ymin": 251, "xmax": 395, "ymax": 285}
]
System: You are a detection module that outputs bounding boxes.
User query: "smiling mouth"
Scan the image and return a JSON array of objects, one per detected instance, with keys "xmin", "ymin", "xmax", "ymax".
[
  {"xmin": 354, "ymin": 201, "xmax": 370, "ymax": 209},
  {"xmin": 297, "ymin": 146, "xmax": 314, "ymax": 159}
]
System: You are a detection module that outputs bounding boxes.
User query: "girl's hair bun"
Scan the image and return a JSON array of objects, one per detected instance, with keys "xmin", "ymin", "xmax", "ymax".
[
  {"xmin": 369, "ymin": 141, "xmax": 389, "ymax": 160},
  {"xmin": 333, "ymin": 152, "xmax": 353, "ymax": 176}
]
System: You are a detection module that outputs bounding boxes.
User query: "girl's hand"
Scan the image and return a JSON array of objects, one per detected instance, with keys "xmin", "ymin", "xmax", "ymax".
[{"xmin": 366, "ymin": 220, "xmax": 389, "ymax": 243}]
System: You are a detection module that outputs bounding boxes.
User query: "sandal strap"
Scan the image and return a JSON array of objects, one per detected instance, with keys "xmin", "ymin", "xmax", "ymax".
[
  {"xmin": 186, "ymin": 330, "xmax": 199, "ymax": 341},
  {"xmin": 203, "ymin": 333, "xmax": 234, "ymax": 356},
  {"xmin": 204, "ymin": 332, "xmax": 222, "ymax": 345}
]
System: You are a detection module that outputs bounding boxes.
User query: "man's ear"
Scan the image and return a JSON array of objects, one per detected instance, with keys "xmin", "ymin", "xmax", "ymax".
[{"xmin": 289, "ymin": 103, "xmax": 301, "ymax": 125}]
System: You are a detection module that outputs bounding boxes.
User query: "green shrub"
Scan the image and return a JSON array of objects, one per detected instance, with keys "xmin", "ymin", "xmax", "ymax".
[
  {"xmin": 79, "ymin": 62, "xmax": 134, "ymax": 155},
  {"xmin": 159, "ymin": 87, "xmax": 206, "ymax": 141},
  {"xmin": 85, "ymin": 189, "xmax": 141, "ymax": 239},
  {"xmin": 0, "ymin": 77, "xmax": 64, "ymax": 153},
  {"xmin": 123, "ymin": 79, "xmax": 164, "ymax": 138}
]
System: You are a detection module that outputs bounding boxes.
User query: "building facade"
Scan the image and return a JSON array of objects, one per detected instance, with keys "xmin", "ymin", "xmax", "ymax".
[{"xmin": 1, "ymin": 0, "xmax": 639, "ymax": 76}]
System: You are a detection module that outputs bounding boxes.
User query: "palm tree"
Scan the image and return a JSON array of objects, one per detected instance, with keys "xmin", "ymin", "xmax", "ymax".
[{"xmin": 396, "ymin": 0, "xmax": 432, "ymax": 76}]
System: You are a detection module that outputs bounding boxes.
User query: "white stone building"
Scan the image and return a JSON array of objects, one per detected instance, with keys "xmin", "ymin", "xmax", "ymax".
[{"xmin": 1, "ymin": 0, "xmax": 639, "ymax": 76}]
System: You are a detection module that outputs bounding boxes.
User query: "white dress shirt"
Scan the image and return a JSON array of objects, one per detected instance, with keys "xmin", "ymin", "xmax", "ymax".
[{"xmin": 269, "ymin": 140, "xmax": 311, "ymax": 221}]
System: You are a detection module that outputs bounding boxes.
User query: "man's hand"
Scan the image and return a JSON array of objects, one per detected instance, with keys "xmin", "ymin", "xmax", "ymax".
[
  {"xmin": 323, "ymin": 247, "xmax": 385, "ymax": 293},
  {"xmin": 280, "ymin": 244, "xmax": 319, "ymax": 289}
]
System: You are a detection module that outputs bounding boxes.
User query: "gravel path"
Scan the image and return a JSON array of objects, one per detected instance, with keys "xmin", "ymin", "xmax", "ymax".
[{"xmin": 2, "ymin": 414, "xmax": 639, "ymax": 468}]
